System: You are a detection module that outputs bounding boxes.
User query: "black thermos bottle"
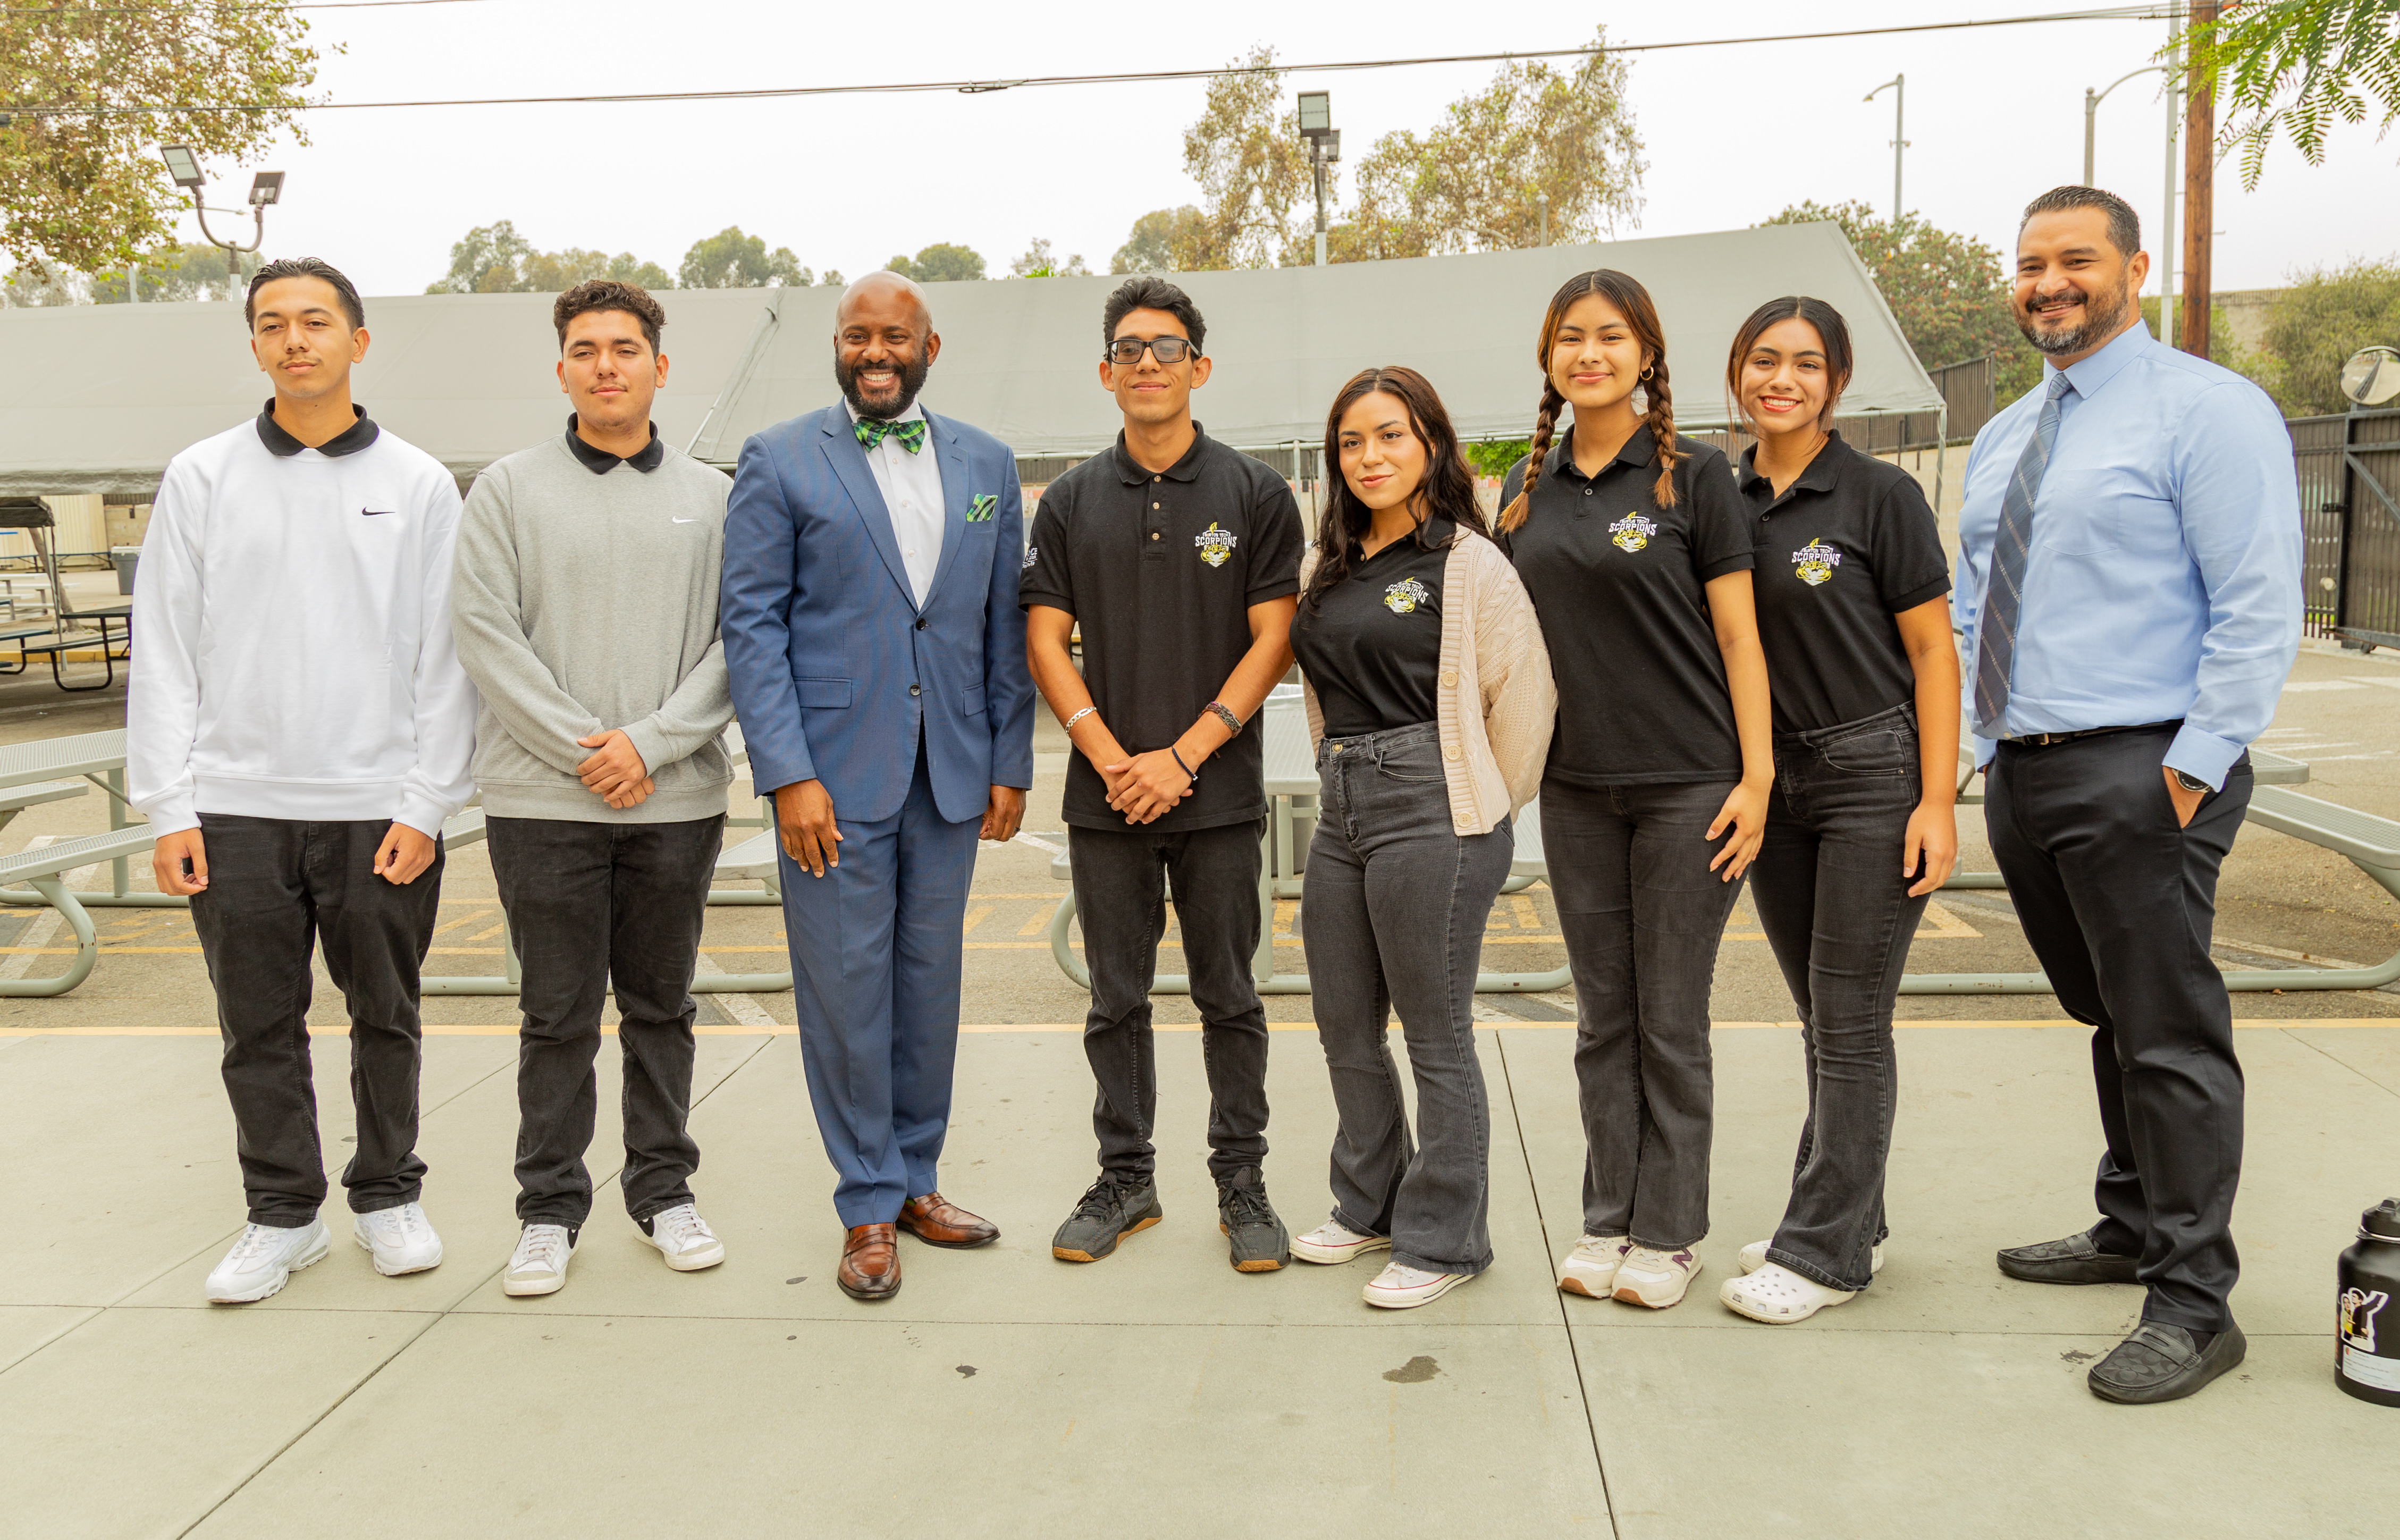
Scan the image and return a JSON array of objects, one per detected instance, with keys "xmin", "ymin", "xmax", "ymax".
[{"xmin": 2337, "ymin": 1198, "xmax": 2400, "ymax": 1407}]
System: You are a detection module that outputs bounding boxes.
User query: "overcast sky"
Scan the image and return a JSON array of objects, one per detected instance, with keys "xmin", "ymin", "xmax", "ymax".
[{"xmin": 165, "ymin": 0, "xmax": 2400, "ymax": 300}]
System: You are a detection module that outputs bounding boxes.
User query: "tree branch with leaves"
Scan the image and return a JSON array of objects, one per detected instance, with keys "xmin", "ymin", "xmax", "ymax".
[{"xmin": 2187, "ymin": 0, "xmax": 2400, "ymax": 190}]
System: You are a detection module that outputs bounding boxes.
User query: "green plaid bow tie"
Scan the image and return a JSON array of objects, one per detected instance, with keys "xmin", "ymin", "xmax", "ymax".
[{"xmin": 853, "ymin": 417, "xmax": 927, "ymax": 455}]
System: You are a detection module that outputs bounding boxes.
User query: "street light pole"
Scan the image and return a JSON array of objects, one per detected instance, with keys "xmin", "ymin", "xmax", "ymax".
[
  {"xmin": 1865, "ymin": 75, "xmax": 1908, "ymax": 220},
  {"xmin": 157, "ymin": 145, "xmax": 285, "ymax": 259},
  {"xmin": 2161, "ymin": 10, "xmax": 2181, "ymax": 347},
  {"xmin": 2084, "ymin": 64, "xmax": 2167, "ymax": 185},
  {"xmin": 1296, "ymin": 92, "xmax": 1340, "ymax": 267}
]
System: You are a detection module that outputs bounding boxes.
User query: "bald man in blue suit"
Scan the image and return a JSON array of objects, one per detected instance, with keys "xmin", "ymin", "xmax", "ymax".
[{"xmin": 720, "ymin": 272, "xmax": 1035, "ymax": 1302}]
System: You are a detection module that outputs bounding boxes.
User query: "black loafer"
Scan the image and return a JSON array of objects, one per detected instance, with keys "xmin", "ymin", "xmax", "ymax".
[
  {"xmin": 1997, "ymin": 1228, "xmax": 2141, "ymax": 1285},
  {"xmin": 2089, "ymin": 1321, "xmax": 2246, "ymax": 1404}
]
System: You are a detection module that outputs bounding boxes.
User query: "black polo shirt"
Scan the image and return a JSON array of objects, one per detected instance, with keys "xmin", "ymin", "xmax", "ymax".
[
  {"xmin": 1500, "ymin": 432, "xmax": 1753, "ymax": 786},
  {"xmin": 1291, "ymin": 517, "xmax": 1454, "ymax": 737},
  {"xmin": 1739, "ymin": 432, "xmax": 1950, "ymax": 734},
  {"xmin": 1021, "ymin": 424, "xmax": 1304, "ymax": 831},
  {"xmin": 255, "ymin": 399, "xmax": 378, "ymax": 457},
  {"xmin": 562, "ymin": 415, "xmax": 665, "ymax": 473}
]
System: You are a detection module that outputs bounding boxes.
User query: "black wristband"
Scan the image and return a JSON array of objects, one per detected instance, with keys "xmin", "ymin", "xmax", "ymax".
[{"xmin": 1170, "ymin": 746, "xmax": 1197, "ymax": 784}]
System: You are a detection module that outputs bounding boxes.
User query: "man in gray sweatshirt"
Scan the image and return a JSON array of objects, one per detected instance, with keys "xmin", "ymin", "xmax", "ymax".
[{"xmin": 451, "ymin": 280, "xmax": 735, "ymax": 1297}]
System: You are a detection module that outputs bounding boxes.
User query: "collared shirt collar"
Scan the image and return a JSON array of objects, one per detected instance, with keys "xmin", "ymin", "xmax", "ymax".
[
  {"xmin": 2050, "ymin": 318, "xmax": 2152, "ymax": 402},
  {"xmin": 1111, "ymin": 421, "xmax": 1212, "ymax": 485},
  {"xmin": 563, "ymin": 415, "xmax": 664, "ymax": 474},
  {"xmin": 255, "ymin": 400, "xmax": 379, "ymax": 458},
  {"xmin": 1738, "ymin": 429, "xmax": 1850, "ymax": 500},
  {"xmin": 1547, "ymin": 426, "xmax": 1656, "ymax": 483},
  {"xmin": 844, "ymin": 397, "xmax": 928, "ymax": 428}
]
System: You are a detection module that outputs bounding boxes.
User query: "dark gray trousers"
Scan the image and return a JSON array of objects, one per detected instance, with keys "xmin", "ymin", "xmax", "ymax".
[
  {"xmin": 488, "ymin": 814, "xmax": 722, "ymax": 1227},
  {"xmin": 1069, "ymin": 815, "xmax": 1271, "ymax": 1182},
  {"xmin": 1987, "ymin": 725, "xmax": 2250, "ymax": 1332},
  {"xmin": 1748, "ymin": 704, "xmax": 1929, "ymax": 1292},
  {"xmin": 1303, "ymin": 723, "xmax": 1512, "ymax": 1276},
  {"xmin": 1542, "ymin": 777, "xmax": 1745, "ymax": 1249},
  {"xmin": 188, "ymin": 813, "xmax": 444, "ymax": 1227}
]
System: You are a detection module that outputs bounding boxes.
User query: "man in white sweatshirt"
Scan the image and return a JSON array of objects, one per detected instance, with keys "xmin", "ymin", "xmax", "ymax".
[
  {"xmin": 449, "ymin": 280, "xmax": 735, "ymax": 1296},
  {"xmin": 128, "ymin": 257, "xmax": 478, "ymax": 1305}
]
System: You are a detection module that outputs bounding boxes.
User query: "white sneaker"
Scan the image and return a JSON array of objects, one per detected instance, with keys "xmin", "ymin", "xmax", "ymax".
[
  {"xmin": 639, "ymin": 1204, "xmax": 725, "ymax": 1272},
  {"xmin": 1292, "ymin": 1217, "xmax": 1393, "ymax": 1266},
  {"xmin": 1738, "ymin": 1239, "xmax": 1885, "ymax": 1277},
  {"xmin": 1612, "ymin": 1245, "xmax": 1702, "ymax": 1309},
  {"xmin": 1720, "ymin": 1262, "xmax": 1857, "ymax": 1324},
  {"xmin": 1556, "ymin": 1234, "xmax": 1631, "ymax": 1298},
  {"xmin": 1362, "ymin": 1261, "xmax": 1472, "ymax": 1310},
  {"xmin": 353, "ymin": 1202, "xmax": 443, "ymax": 1276},
  {"xmin": 205, "ymin": 1219, "xmax": 330, "ymax": 1304},
  {"xmin": 503, "ymin": 1223, "xmax": 577, "ymax": 1297}
]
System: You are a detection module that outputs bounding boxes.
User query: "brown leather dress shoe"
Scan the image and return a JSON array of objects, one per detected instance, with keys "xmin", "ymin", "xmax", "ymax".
[
  {"xmin": 838, "ymin": 1223, "xmax": 902, "ymax": 1301},
  {"xmin": 898, "ymin": 1192, "xmax": 1000, "ymax": 1250}
]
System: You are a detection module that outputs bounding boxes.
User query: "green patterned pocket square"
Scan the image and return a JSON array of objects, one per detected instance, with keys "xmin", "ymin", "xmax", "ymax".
[{"xmin": 967, "ymin": 493, "xmax": 997, "ymax": 523}]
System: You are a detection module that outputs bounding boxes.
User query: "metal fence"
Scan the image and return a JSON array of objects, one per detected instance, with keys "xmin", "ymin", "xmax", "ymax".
[{"xmin": 2304, "ymin": 407, "xmax": 2400, "ymax": 645}]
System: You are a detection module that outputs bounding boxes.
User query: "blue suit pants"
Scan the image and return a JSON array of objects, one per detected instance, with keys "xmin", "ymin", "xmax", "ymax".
[{"xmin": 781, "ymin": 741, "xmax": 981, "ymax": 1226}]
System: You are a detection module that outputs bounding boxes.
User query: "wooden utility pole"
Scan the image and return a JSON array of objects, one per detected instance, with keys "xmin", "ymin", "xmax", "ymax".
[{"xmin": 2179, "ymin": 0, "xmax": 2218, "ymax": 357}]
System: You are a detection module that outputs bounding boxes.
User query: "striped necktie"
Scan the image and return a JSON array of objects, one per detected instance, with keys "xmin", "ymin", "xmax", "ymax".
[{"xmin": 1972, "ymin": 371, "xmax": 2076, "ymax": 737}]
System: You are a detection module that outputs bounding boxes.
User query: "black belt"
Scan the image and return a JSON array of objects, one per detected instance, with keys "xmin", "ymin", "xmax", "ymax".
[{"xmin": 2002, "ymin": 721, "xmax": 2179, "ymax": 750}]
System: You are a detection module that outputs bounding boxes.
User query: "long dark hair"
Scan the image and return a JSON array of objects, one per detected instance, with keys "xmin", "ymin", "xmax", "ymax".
[
  {"xmin": 1498, "ymin": 268, "xmax": 1681, "ymax": 533},
  {"xmin": 1303, "ymin": 366, "xmax": 1490, "ymax": 613},
  {"xmin": 1724, "ymin": 296, "xmax": 1855, "ymax": 435}
]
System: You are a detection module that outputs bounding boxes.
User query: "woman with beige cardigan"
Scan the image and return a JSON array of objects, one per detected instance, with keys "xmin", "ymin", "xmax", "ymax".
[{"xmin": 1285, "ymin": 367, "xmax": 1555, "ymax": 1310}]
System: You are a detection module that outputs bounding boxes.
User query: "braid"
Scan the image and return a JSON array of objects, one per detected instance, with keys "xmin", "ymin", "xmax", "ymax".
[
  {"xmin": 1644, "ymin": 362, "xmax": 1682, "ymax": 508},
  {"xmin": 1498, "ymin": 381, "xmax": 1564, "ymax": 534}
]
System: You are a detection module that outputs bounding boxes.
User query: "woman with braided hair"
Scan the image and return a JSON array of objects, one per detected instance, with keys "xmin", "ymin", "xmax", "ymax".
[{"xmin": 1497, "ymin": 268, "xmax": 1772, "ymax": 1311}]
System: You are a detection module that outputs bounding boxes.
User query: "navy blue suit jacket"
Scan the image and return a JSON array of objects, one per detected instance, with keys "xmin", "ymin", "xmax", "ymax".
[{"xmin": 720, "ymin": 404, "xmax": 1035, "ymax": 825}]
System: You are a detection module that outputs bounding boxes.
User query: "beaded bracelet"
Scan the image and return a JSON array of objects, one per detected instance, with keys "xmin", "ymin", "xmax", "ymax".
[{"xmin": 1205, "ymin": 701, "xmax": 1243, "ymax": 735}]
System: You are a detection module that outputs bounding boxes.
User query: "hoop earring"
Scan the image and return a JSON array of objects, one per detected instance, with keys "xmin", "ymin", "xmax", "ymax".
[{"xmin": 1640, "ymin": 365, "xmax": 1656, "ymax": 381}]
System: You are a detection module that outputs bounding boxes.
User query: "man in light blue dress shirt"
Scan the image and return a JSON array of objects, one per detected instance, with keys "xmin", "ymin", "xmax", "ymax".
[{"xmin": 1954, "ymin": 187, "xmax": 2301, "ymax": 1405}]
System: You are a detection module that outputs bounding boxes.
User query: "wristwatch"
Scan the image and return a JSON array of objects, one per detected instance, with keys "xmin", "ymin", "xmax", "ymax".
[{"xmin": 2172, "ymin": 770, "xmax": 2212, "ymax": 794}]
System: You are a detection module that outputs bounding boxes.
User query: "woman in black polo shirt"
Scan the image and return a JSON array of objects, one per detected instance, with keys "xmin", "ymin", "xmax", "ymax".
[
  {"xmin": 1287, "ymin": 366, "xmax": 1554, "ymax": 1311},
  {"xmin": 1498, "ymin": 268, "xmax": 1773, "ymax": 1311},
  {"xmin": 1714, "ymin": 296, "xmax": 1959, "ymax": 1325}
]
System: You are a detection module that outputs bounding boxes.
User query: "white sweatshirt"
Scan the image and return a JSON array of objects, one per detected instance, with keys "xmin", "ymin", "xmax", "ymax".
[{"xmin": 127, "ymin": 407, "xmax": 479, "ymax": 838}]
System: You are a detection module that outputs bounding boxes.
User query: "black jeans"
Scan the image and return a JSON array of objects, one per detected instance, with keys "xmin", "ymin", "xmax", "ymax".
[
  {"xmin": 1988, "ymin": 725, "xmax": 2250, "ymax": 1333},
  {"xmin": 1304, "ymin": 723, "xmax": 1512, "ymax": 1276},
  {"xmin": 488, "ymin": 815, "xmax": 723, "ymax": 1227},
  {"xmin": 188, "ymin": 814, "xmax": 444, "ymax": 1227},
  {"xmin": 1748, "ymin": 703, "xmax": 1930, "ymax": 1292},
  {"xmin": 1069, "ymin": 815, "xmax": 1271, "ymax": 1182},
  {"xmin": 1542, "ymin": 777, "xmax": 1744, "ymax": 1249}
]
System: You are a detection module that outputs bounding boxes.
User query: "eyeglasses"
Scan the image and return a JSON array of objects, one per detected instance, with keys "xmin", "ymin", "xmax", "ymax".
[{"xmin": 1107, "ymin": 336, "xmax": 1194, "ymax": 365}]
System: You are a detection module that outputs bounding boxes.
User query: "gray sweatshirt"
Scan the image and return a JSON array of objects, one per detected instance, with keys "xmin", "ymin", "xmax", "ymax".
[{"xmin": 451, "ymin": 431, "xmax": 735, "ymax": 822}]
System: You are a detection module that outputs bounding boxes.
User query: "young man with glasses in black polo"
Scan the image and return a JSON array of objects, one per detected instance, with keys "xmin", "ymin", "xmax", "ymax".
[{"xmin": 1021, "ymin": 276, "xmax": 1304, "ymax": 1273}]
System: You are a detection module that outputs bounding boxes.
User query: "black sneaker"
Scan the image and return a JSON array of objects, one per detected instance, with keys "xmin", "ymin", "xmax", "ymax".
[
  {"xmin": 1217, "ymin": 1166, "xmax": 1289, "ymax": 1273},
  {"xmin": 1051, "ymin": 1174, "xmax": 1163, "ymax": 1263}
]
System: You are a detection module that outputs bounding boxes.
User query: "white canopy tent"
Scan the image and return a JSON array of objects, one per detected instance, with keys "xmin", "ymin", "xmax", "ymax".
[{"xmin": 0, "ymin": 222, "xmax": 1939, "ymax": 499}]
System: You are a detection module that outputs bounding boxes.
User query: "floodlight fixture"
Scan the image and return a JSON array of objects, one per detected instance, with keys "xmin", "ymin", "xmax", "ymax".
[
  {"xmin": 159, "ymin": 144, "xmax": 204, "ymax": 189},
  {"xmin": 1297, "ymin": 90, "xmax": 1332, "ymax": 139},
  {"xmin": 248, "ymin": 171, "xmax": 284, "ymax": 207}
]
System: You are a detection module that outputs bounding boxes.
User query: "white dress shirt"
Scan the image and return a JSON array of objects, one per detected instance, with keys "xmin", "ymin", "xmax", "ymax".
[{"xmin": 846, "ymin": 399, "xmax": 948, "ymax": 607}]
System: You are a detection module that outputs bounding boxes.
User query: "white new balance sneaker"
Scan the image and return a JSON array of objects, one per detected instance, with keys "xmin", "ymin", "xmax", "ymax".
[
  {"xmin": 1612, "ymin": 1244, "xmax": 1702, "ymax": 1309},
  {"xmin": 1556, "ymin": 1234, "xmax": 1632, "ymax": 1298},
  {"xmin": 206, "ymin": 1219, "xmax": 331, "ymax": 1304},
  {"xmin": 353, "ymin": 1202, "xmax": 443, "ymax": 1277},
  {"xmin": 1738, "ymin": 1239, "xmax": 1885, "ymax": 1277},
  {"xmin": 638, "ymin": 1204, "xmax": 725, "ymax": 1272},
  {"xmin": 503, "ymin": 1223, "xmax": 577, "ymax": 1297},
  {"xmin": 1292, "ymin": 1217, "xmax": 1393, "ymax": 1266}
]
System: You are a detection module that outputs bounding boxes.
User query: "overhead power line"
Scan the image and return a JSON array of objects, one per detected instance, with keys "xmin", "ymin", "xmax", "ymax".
[
  {"xmin": 3, "ymin": 6, "xmax": 2181, "ymax": 116},
  {"xmin": 6, "ymin": 1, "xmax": 494, "ymax": 13}
]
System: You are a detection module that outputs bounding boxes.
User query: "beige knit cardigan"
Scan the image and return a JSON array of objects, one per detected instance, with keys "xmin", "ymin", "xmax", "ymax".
[{"xmin": 1297, "ymin": 533, "xmax": 1557, "ymax": 836}]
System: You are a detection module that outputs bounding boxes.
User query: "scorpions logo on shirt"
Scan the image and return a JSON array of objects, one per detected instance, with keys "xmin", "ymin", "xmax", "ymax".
[
  {"xmin": 1609, "ymin": 514, "xmax": 1657, "ymax": 554},
  {"xmin": 1792, "ymin": 537, "xmax": 1843, "ymax": 587},
  {"xmin": 1022, "ymin": 543, "xmax": 1038, "ymax": 570},
  {"xmin": 1194, "ymin": 521, "xmax": 1238, "ymax": 568},
  {"xmin": 1383, "ymin": 577, "xmax": 1432, "ymax": 615}
]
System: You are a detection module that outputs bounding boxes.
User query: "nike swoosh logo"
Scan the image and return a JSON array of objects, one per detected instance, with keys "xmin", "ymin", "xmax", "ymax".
[
  {"xmin": 671, "ymin": 518, "xmax": 698, "ymax": 524},
  {"xmin": 360, "ymin": 508, "xmax": 395, "ymax": 516}
]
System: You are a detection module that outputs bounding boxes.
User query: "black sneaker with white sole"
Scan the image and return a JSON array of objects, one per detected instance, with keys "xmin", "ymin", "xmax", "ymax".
[
  {"xmin": 1051, "ymin": 1175, "xmax": 1163, "ymax": 1262},
  {"xmin": 1217, "ymin": 1166, "xmax": 1289, "ymax": 1273}
]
